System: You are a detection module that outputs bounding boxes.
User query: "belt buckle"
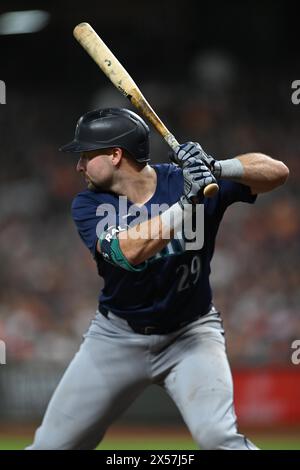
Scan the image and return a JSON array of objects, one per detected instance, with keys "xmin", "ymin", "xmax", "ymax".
[{"xmin": 144, "ymin": 326, "xmax": 158, "ymax": 335}]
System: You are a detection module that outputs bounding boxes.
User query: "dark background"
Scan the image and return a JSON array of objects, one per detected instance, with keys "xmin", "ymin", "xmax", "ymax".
[{"xmin": 0, "ymin": 0, "xmax": 299, "ymax": 428}]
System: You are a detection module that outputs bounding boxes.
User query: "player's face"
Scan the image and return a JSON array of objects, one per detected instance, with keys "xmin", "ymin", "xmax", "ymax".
[{"xmin": 76, "ymin": 149, "xmax": 114, "ymax": 190}]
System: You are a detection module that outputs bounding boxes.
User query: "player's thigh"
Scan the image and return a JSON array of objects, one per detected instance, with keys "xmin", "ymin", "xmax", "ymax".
[
  {"xmin": 48, "ymin": 334, "xmax": 148, "ymax": 421},
  {"xmin": 165, "ymin": 323, "xmax": 232, "ymax": 392},
  {"xmin": 163, "ymin": 327, "xmax": 235, "ymax": 435},
  {"xmin": 29, "ymin": 333, "xmax": 149, "ymax": 449}
]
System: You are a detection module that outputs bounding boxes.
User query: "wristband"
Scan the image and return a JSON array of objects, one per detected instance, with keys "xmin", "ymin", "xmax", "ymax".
[{"xmin": 219, "ymin": 158, "xmax": 244, "ymax": 179}]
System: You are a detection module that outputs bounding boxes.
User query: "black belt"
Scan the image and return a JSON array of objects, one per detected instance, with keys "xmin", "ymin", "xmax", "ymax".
[
  {"xmin": 127, "ymin": 320, "xmax": 192, "ymax": 335},
  {"xmin": 99, "ymin": 305, "xmax": 208, "ymax": 335}
]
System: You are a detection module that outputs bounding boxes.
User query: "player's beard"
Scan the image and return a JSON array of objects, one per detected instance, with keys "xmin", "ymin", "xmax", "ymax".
[
  {"xmin": 86, "ymin": 175, "xmax": 110, "ymax": 192},
  {"xmin": 87, "ymin": 179, "xmax": 104, "ymax": 192},
  {"xmin": 87, "ymin": 179, "xmax": 98, "ymax": 191}
]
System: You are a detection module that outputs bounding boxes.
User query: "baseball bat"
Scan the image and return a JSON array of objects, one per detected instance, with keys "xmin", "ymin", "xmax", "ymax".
[{"xmin": 73, "ymin": 22, "xmax": 218, "ymax": 198}]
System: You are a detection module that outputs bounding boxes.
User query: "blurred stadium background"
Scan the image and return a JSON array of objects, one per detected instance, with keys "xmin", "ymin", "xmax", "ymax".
[{"xmin": 0, "ymin": 0, "xmax": 299, "ymax": 450}]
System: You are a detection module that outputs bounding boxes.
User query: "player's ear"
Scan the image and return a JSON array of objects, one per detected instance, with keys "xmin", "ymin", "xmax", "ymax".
[{"xmin": 111, "ymin": 147, "xmax": 122, "ymax": 167}]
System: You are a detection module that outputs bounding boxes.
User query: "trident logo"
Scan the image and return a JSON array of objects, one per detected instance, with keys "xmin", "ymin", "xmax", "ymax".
[{"xmin": 0, "ymin": 80, "xmax": 6, "ymax": 104}]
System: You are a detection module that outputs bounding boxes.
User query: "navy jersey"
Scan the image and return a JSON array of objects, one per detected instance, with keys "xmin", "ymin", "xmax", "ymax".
[{"xmin": 71, "ymin": 164, "xmax": 256, "ymax": 326}]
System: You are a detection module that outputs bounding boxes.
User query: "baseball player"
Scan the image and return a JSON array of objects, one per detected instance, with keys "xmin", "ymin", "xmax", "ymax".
[{"xmin": 28, "ymin": 108, "xmax": 289, "ymax": 450}]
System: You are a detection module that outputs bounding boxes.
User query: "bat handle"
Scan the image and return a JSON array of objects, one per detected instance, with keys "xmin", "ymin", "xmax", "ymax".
[{"xmin": 164, "ymin": 134, "xmax": 219, "ymax": 198}]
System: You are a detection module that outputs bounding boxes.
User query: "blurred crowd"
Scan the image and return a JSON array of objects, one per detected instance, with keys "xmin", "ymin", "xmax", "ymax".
[{"xmin": 0, "ymin": 61, "xmax": 299, "ymax": 367}]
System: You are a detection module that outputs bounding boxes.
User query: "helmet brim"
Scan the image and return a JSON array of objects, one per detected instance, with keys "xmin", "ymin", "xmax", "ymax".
[{"xmin": 59, "ymin": 140, "xmax": 104, "ymax": 153}]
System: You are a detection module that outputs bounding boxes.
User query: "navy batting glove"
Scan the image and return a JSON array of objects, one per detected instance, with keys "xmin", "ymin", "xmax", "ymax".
[
  {"xmin": 181, "ymin": 158, "xmax": 217, "ymax": 204},
  {"xmin": 197, "ymin": 148, "xmax": 222, "ymax": 179},
  {"xmin": 170, "ymin": 141, "xmax": 222, "ymax": 179},
  {"xmin": 170, "ymin": 141, "xmax": 200, "ymax": 167}
]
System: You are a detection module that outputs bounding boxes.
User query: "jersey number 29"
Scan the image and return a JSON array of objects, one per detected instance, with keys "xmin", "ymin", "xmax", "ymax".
[{"xmin": 176, "ymin": 255, "xmax": 201, "ymax": 292}]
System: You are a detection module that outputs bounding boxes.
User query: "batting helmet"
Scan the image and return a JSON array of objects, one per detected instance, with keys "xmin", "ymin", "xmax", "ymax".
[{"xmin": 59, "ymin": 107, "xmax": 150, "ymax": 163}]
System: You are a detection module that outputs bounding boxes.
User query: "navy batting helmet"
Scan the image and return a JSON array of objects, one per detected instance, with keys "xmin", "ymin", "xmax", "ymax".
[{"xmin": 59, "ymin": 108, "xmax": 150, "ymax": 163}]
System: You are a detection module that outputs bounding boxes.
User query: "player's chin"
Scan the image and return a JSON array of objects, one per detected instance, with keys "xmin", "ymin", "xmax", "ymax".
[
  {"xmin": 87, "ymin": 180, "xmax": 96, "ymax": 190},
  {"xmin": 87, "ymin": 179, "xmax": 102, "ymax": 192},
  {"xmin": 85, "ymin": 174, "xmax": 110, "ymax": 191}
]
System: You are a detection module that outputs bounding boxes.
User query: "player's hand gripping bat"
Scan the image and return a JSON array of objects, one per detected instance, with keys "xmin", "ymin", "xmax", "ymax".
[{"xmin": 73, "ymin": 22, "xmax": 219, "ymax": 198}]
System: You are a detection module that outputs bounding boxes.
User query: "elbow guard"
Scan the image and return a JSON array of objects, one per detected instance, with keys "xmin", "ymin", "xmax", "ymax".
[{"xmin": 99, "ymin": 227, "xmax": 147, "ymax": 272}]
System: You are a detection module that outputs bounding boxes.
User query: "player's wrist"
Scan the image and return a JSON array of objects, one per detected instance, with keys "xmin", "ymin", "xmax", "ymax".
[
  {"xmin": 160, "ymin": 199, "xmax": 193, "ymax": 238},
  {"xmin": 179, "ymin": 194, "xmax": 202, "ymax": 206},
  {"xmin": 178, "ymin": 195, "xmax": 192, "ymax": 208}
]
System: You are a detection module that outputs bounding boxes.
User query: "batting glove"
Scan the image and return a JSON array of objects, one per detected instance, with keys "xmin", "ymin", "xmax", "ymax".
[
  {"xmin": 171, "ymin": 141, "xmax": 222, "ymax": 179},
  {"xmin": 180, "ymin": 157, "xmax": 217, "ymax": 204}
]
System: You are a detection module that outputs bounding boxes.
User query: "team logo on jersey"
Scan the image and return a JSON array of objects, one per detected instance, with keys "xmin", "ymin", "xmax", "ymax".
[
  {"xmin": 95, "ymin": 196, "xmax": 204, "ymax": 253},
  {"xmin": 104, "ymin": 225, "xmax": 126, "ymax": 242}
]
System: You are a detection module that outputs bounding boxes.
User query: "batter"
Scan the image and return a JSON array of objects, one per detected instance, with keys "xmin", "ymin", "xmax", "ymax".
[{"xmin": 27, "ymin": 108, "xmax": 289, "ymax": 450}]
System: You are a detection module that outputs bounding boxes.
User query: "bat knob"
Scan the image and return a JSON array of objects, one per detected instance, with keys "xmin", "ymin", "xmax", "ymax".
[{"xmin": 203, "ymin": 183, "xmax": 219, "ymax": 198}]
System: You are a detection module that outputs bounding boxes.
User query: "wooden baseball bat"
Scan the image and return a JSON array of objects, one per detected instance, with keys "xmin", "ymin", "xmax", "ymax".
[{"xmin": 73, "ymin": 22, "xmax": 218, "ymax": 198}]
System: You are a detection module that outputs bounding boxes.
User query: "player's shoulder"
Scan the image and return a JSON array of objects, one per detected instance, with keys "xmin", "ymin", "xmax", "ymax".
[
  {"xmin": 152, "ymin": 163, "xmax": 183, "ymax": 204},
  {"xmin": 71, "ymin": 189, "xmax": 115, "ymax": 215},
  {"xmin": 152, "ymin": 162, "xmax": 182, "ymax": 179},
  {"xmin": 72, "ymin": 189, "xmax": 99, "ymax": 210}
]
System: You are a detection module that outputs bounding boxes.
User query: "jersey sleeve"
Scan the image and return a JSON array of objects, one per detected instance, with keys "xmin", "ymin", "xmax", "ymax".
[
  {"xmin": 217, "ymin": 179, "xmax": 257, "ymax": 212},
  {"xmin": 71, "ymin": 192, "xmax": 107, "ymax": 258}
]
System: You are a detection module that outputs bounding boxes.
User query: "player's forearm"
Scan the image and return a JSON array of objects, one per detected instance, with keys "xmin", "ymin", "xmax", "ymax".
[
  {"xmin": 118, "ymin": 214, "xmax": 173, "ymax": 265},
  {"xmin": 118, "ymin": 201, "xmax": 193, "ymax": 266},
  {"xmin": 220, "ymin": 153, "xmax": 289, "ymax": 194}
]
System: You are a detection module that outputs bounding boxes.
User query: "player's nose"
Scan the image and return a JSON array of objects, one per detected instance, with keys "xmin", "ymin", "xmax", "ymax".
[{"xmin": 76, "ymin": 157, "xmax": 86, "ymax": 173}]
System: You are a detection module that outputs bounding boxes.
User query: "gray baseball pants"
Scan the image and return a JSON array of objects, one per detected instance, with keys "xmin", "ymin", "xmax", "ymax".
[{"xmin": 27, "ymin": 307, "xmax": 258, "ymax": 450}]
